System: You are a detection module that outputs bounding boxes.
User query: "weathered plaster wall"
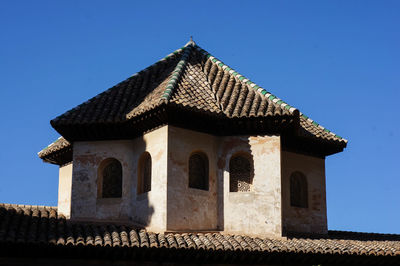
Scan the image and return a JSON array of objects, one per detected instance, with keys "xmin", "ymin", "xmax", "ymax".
[
  {"xmin": 71, "ymin": 140, "xmax": 134, "ymax": 222},
  {"xmin": 70, "ymin": 126, "xmax": 168, "ymax": 232},
  {"xmin": 58, "ymin": 163, "xmax": 73, "ymax": 218},
  {"xmin": 164, "ymin": 128, "xmax": 283, "ymax": 236},
  {"xmin": 66, "ymin": 124, "xmax": 326, "ymax": 236},
  {"xmin": 281, "ymin": 151, "xmax": 327, "ymax": 234},
  {"xmin": 219, "ymin": 135, "xmax": 282, "ymax": 238},
  {"xmin": 167, "ymin": 126, "xmax": 218, "ymax": 231}
]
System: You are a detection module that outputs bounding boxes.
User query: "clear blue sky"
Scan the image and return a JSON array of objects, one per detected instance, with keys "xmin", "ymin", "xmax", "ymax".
[{"xmin": 0, "ymin": 1, "xmax": 399, "ymax": 234}]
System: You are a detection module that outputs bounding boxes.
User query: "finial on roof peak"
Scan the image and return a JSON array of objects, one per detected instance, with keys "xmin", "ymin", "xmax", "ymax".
[{"xmin": 185, "ymin": 36, "xmax": 196, "ymax": 47}]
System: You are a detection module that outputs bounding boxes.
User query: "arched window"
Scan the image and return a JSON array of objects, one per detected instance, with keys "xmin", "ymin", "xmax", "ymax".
[
  {"xmin": 229, "ymin": 154, "xmax": 253, "ymax": 192},
  {"xmin": 188, "ymin": 152, "xmax": 209, "ymax": 191},
  {"xmin": 98, "ymin": 158, "xmax": 122, "ymax": 198},
  {"xmin": 138, "ymin": 152, "xmax": 152, "ymax": 194},
  {"xmin": 290, "ymin": 171, "xmax": 308, "ymax": 208}
]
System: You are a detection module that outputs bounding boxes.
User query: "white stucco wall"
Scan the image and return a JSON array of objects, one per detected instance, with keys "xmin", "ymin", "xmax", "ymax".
[
  {"xmin": 58, "ymin": 163, "xmax": 73, "ymax": 218},
  {"xmin": 281, "ymin": 151, "xmax": 327, "ymax": 234},
  {"xmin": 167, "ymin": 126, "xmax": 219, "ymax": 231},
  {"xmin": 219, "ymin": 135, "xmax": 282, "ymax": 237}
]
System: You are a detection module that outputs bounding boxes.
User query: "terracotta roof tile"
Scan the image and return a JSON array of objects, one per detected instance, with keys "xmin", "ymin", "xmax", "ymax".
[
  {"xmin": 48, "ymin": 41, "xmax": 336, "ymax": 126},
  {"xmin": 299, "ymin": 115, "xmax": 346, "ymax": 144},
  {"xmin": 169, "ymin": 50, "xmax": 221, "ymax": 114},
  {"xmin": 54, "ymin": 49, "xmax": 183, "ymax": 126}
]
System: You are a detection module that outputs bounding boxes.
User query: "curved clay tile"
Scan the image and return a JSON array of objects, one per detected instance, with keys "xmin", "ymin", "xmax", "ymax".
[{"xmin": 0, "ymin": 204, "xmax": 399, "ymax": 263}]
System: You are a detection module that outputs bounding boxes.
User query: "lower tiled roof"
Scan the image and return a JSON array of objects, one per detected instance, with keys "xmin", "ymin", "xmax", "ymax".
[
  {"xmin": 0, "ymin": 204, "xmax": 399, "ymax": 264},
  {"xmin": 38, "ymin": 137, "xmax": 70, "ymax": 158},
  {"xmin": 37, "ymin": 137, "xmax": 72, "ymax": 165},
  {"xmin": 299, "ymin": 116, "xmax": 344, "ymax": 143}
]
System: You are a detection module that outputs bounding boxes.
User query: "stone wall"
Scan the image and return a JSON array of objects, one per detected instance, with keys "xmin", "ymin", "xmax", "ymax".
[{"xmin": 281, "ymin": 151, "xmax": 327, "ymax": 234}]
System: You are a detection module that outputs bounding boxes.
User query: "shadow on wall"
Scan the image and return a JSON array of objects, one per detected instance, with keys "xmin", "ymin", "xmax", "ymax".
[
  {"xmin": 130, "ymin": 135, "xmax": 155, "ymax": 229},
  {"xmin": 217, "ymin": 135, "xmax": 254, "ymax": 231},
  {"xmin": 106, "ymin": 56, "xmax": 179, "ymax": 228},
  {"xmin": 84, "ymin": 134, "xmax": 155, "ymax": 227}
]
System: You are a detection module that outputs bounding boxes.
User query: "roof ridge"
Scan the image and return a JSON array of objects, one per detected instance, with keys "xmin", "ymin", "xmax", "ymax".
[
  {"xmin": 194, "ymin": 44, "xmax": 347, "ymax": 142},
  {"xmin": 51, "ymin": 46, "xmax": 187, "ymax": 125},
  {"xmin": 194, "ymin": 45, "xmax": 298, "ymax": 115},
  {"xmin": 160, "ymin": 43, "xmax": 194, "ymax": 102}
]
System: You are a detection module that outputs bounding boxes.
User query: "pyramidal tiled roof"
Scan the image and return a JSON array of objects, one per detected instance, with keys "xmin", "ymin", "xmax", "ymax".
[
  {"xmin": 51, "ymin": 40, "xmax": 300, "ymax": 124},
  {"xmin": 41, "ymin": 40, "xmax": 347, "ymax": 162}
]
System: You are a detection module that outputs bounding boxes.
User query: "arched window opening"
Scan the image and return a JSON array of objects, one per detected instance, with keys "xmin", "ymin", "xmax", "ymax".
[
  {"xmin": 290, "ymin": 171, "xmax": 308, "ymax": 208},
  {"xmin": 98, "ymin": 158, "xmax": 122, "ymax": 198},
  {"xmin": 229, "ymin": 154, "xmax": 253, "ymax": 192},
  {"xmin": 138, "ymin": 152, "xmax": 152, "ymax": 194},
  {"xmin": 188, "ymin": 152, "xmax": 209, "ymax": 191}
]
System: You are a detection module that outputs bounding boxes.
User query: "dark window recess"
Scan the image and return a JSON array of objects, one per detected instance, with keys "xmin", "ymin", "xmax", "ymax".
[
  {"xmin": 229, "ymin": 155, "xmax": 252, "ymax": 192},
  {"xmin": 290, "ymin": 171, "xmax": 308, "ymax": 208},
  {"xmin": 102, "ymin": 159, "xmax": 122, "ymax": 198},
  {"xmin": 189, "ymin": 153, "xmax": 209, "ymax": 190},
  {"xmin": 138, "ymin": 152, "xmax": 152, "ymax": 194}
]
